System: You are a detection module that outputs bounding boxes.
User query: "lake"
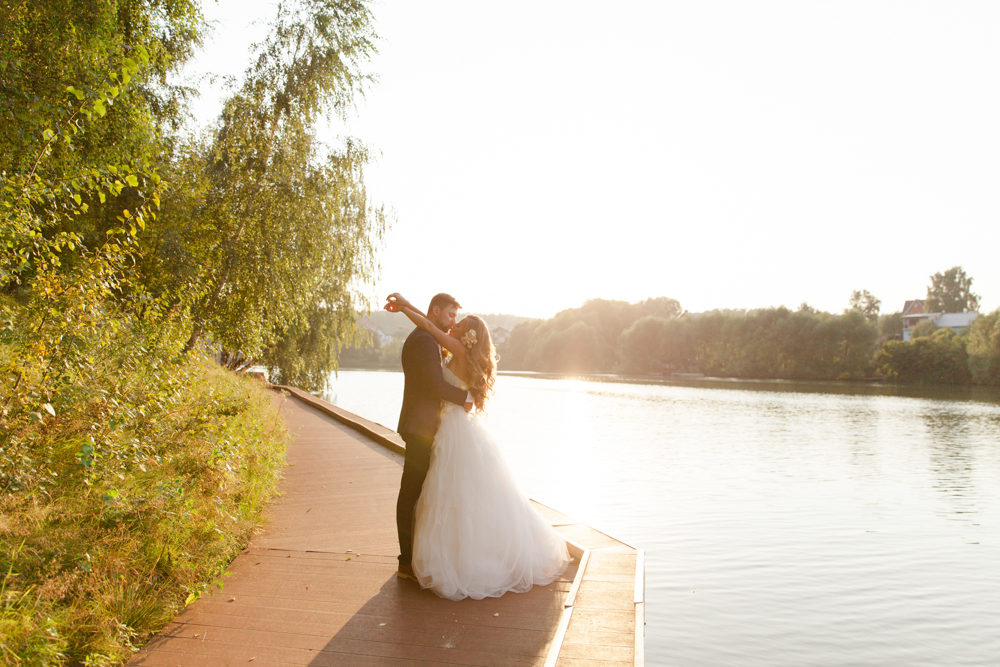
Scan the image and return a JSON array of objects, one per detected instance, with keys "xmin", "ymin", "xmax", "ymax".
[{"xmin": 322, "ymin": 370, "xmax": 1000, "ymax": 667}]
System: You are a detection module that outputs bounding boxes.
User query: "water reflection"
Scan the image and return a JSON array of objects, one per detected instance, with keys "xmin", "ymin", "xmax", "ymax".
[{"xmin": 921, "ymin": 408, "xmax": 983, "ymax": 522}]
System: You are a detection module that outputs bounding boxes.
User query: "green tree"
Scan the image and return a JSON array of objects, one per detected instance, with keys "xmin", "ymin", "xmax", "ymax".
[
  {"xmin": 523, "ymin": 320, "xmax": 603, "ymax": 373},
  {"xmin": 618, "ymin": 316, "xmax": 670, "ymax": 374},
  {"xmin": 502, "ymin": 298, "xmax": 683, "ymax": 372},
  {"xmin": 619, "ymin": 315, "xmax": 695, "ymax": 374},
  {"xmin": 500, "ymin": 319, "xmax": 542, "ymax": 370},
  {"xmin": 1, "ymin": 0, "xmax": 201, "ymax": 427},
  {"xmin": 634, "ymin": 296, "xmax": 682, "ymax": 320},
  {"xmin": 159, "ymin": 0, "xmax": 385, "ymax": 388},
  {"xmin": 0, "ymin": 0, "xmax": 201, "ymax": 297},
  {"xmin": 966, "ymin": 309, "xmax": 1000, "ymax": 386},
  {"xmin": 878, "ymin": 311, "xmax": 903, "ymax": 340},
  {"xmin": 0, "ymin": 0, "xmax": 201, "ymax": 180},
  {"xmin": 848, "ymin": 289, "xmax": 881, "ymax": 323},
  {"xmin": 925, "ymin": 266, "xmax": 980, "ymax": 313}
]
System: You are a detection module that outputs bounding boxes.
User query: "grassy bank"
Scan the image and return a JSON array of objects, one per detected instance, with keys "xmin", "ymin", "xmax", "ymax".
[{"xmin": 0, "ymin": 353, "xmax": 288, "ymax": 666}]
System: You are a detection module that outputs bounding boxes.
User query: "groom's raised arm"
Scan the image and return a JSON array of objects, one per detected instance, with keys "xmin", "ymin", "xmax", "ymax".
[{"xmin": 411, "ymin": 332, "xmax": 469, "ymax": 407}]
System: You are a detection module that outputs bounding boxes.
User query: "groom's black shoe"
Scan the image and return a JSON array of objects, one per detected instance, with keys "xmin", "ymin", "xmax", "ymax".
[{"xmin": 397, "ymin": 564, "xmax": 418, "ymax": 582}]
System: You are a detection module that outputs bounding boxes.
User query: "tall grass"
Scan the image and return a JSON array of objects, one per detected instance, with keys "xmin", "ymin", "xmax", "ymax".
[{"xmin": 0, "ymin": 338, "xmax": 288, "ymax": 666}]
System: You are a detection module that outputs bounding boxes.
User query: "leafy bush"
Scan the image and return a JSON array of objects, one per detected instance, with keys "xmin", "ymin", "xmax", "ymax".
[
  {"xmin": 0, "ymin": 339, "xmax": 287, "ymax": 666},
  {"xmin": 909, "ymin": 319, "xmax": 939, "ymax": 339},
  {"xmin": 967, "ymin": 310, "xmax": 1000, "ymax": 386},
  {"xmin": 877, "ymin": 329, "xmax": 972, "ymax": 385}
]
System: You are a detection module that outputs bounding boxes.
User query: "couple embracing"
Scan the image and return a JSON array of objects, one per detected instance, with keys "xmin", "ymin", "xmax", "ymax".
[{"xmin": 386, "ymin": 292, "xmax": 570, "ymax": 601}]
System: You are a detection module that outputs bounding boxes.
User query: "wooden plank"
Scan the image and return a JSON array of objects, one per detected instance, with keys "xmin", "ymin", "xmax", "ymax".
[
  {"xmin": 530, "ymin": 500, "xmax": 582, "ymax": 526},
  {"xmin": 172, "ymin": 608, "xmax": 558, "ymax": 645},
  {"xmin": 154, "ymin": 616, "xmax": 557, "ymax": 658},
  {"xmin": 633, "ymin": 549, "xmax": 644, "ymax": 604},
  {"xmin": 558, "ymin": 642, "xmax": 633, "ymax": 662},
  {"xmin": 543, "ymin": 606, "xmax": 574, "ymax": 667},
  {"xmin": 585, "ymin": 551, "xmax": 638, "ymax": 575},
  {"xmin": 271, "ymin": 384, "xmax": 407, "ymax": 455},
  {"xmin": 555, "ymin": 524, "xmax": 628, "ymax": 550},
  {"xmin": 558, "ymin": 607, "xmax": 635, "ymax": 634},
  {"xmin": 572, "ymin": 582, "xmax": 636, "ymax": 611},
  {"xmin": 564, "ymin": 549, "xmax": 590, "ymax": 609},
  {"xmin": 634, "ymin": 601, "xmax": 645, "ymax": 667},
  {"xmin": 180, "ymin": 592, "xmax": 568, "ymax": 630}
]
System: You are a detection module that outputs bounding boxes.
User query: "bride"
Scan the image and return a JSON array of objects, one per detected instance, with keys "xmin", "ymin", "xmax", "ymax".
[{"xmin": 385, "ymin": 293, "xmax": 570, "ymax": 601}]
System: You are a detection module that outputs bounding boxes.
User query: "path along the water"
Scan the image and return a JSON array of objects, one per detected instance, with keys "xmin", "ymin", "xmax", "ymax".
[{"xmin": 129, "ymin": 387, "xmax": 643, "ymax": 667}]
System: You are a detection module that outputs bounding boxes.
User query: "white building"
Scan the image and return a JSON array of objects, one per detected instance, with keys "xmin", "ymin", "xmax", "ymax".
[
  {"xmin": 901, "ymin": 300, "xmax": 978, "ymax": 341},
  {"xmin": 490, "ymin": 325, "xmax": 512, "ymax": 345}
]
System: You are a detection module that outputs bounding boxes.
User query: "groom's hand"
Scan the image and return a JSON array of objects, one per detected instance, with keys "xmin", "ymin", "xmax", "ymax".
[{"xmin": 464, "ymin": 401, "xmax": 473, "ymax": 413}]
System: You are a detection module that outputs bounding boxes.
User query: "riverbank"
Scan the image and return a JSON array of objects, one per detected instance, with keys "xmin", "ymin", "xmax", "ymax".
[{"xmin": 0, "ymin": 361, "xmax": 288, "ymax": 666}]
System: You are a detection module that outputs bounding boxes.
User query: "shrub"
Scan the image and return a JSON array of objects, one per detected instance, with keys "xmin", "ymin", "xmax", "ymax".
[
  {"xmin": 0, "ymin": 338, "xmax": 287, "ymax": 666},
  {"xmin": 878, "ymin": 329, "xmax": 972, "ymax": 384},
  {"xmin": 910, "ymin": 320, "xmax": 939, "ymax": 339},
  {"xmin": 967, "ymin": 310, "xmax": 1000, "ymax": 386}
]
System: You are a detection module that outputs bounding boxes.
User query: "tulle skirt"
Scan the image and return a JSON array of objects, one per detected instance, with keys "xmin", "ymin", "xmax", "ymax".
[{"xmin": 412, "ymin": 405, "xmax": 570, "ymax": 601}]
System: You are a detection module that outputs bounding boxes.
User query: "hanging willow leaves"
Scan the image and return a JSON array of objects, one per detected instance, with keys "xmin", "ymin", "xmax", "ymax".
[{"xmin": 160, "ymin": 1, "xmax": 385, "ymax": 387}]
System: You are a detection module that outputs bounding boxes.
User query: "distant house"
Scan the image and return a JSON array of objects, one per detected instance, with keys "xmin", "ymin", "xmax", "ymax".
[
  {"xmin": 901, "ymin": 300, "xmax": 935, "ymax": 338},
  {"xmin": 490, "ymin": 325, "xmax": 512, "ymax": 345},
  {"xmin": 900, "ymin": 300, "xmax": 978, "ymax": 341},
  {"xmin": 357, "ymin": 315, "xmax": 393, "ymax": 346}
]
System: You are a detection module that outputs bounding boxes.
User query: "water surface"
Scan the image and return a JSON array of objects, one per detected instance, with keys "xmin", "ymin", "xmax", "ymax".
[{"xmin": 324, "ymin": 370, "xmax": 1000, "ymax": 667}]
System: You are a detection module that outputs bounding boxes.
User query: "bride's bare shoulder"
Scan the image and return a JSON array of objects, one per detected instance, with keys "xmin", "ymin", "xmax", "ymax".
[{"xmin": 445, "ymin": 361, "xmax": 471, "ymax": 386}]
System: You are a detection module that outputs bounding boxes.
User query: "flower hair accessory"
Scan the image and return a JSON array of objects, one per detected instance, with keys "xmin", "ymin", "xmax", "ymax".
[{"xmin": 460, "ymin": 328, "xmax": 478, "ymax": 349}]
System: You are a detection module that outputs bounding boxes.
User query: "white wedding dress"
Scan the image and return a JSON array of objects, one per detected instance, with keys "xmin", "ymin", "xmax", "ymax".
[{"xmin": 411, "ymin": 368, "xmax": 571, "ymax": 601}]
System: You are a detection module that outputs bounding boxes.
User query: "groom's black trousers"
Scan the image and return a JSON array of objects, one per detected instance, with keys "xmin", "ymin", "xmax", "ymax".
[{"xmin": 396, "ymin": 433, "xmax": 434, "ymax": 566}]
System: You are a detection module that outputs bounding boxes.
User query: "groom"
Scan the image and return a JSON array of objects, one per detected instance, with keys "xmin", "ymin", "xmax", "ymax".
[{"xmin": 393, "ymin": 292, "xmax": 472, "ymax": 582}]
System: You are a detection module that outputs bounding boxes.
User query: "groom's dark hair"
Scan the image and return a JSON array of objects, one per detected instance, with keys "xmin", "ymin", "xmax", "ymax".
[{"xmin": 428, "ymin": 293, "xmax": 461, "ymax": 315}]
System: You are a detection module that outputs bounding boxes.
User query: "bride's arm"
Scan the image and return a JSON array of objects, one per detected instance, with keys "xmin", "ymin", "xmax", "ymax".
[
  {"xmin": 402, "ymin": 307, "xmax": 467, "ymax": 359},
  {"xmin": 385, "ymin": 294, "xmax": 466, "ymax": 358}
]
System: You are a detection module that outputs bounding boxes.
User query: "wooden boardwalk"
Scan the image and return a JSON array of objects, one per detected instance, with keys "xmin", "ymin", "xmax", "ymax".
[{"xmin": 129, "ymin": 388, "xmax": 643, "ymax": 667}]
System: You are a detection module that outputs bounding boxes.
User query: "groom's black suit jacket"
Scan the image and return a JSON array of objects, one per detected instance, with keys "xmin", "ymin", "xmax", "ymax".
[{"xmin": 397, "ymin": 328, "xmax": 468, "ymax": 439}]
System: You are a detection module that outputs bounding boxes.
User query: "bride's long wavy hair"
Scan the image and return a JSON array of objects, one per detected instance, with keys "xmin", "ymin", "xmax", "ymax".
[{"xmin": 460, "ymin": 315, "xmax": 497, "ymax": 412}]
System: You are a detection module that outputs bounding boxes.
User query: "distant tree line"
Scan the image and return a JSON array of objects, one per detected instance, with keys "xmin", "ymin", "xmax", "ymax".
[
  {"xmin": 495, "ymin": 267, "xmax": 1000, "ymax": 387},
  {"xmin": 500, "ymin": 300, "xmax": 880, "ymax": 380}
]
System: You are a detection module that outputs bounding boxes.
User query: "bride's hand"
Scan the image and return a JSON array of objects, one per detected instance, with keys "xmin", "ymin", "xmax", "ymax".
[{"xmin": 384, "ymin": 293, "xmax": 410, "ymax": 312}]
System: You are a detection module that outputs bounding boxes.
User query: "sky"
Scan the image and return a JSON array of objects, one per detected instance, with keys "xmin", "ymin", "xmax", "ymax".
[{"xmin": 183, "ymin": 1, "xmax": 1000, "ymax": 319}]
